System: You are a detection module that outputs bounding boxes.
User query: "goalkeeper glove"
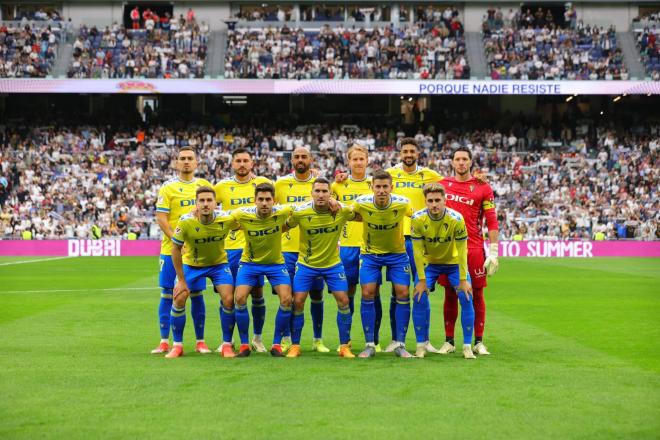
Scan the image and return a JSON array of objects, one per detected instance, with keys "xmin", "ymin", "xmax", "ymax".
[{"xmin": 483, "ymin": 242, "xmax": 499, "ymax": 276}]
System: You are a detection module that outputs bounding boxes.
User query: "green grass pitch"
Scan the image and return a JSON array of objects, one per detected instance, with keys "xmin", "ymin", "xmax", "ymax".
[{"xmin": 1, "ymin": 256, "xmax": 659, "ymax": 439}]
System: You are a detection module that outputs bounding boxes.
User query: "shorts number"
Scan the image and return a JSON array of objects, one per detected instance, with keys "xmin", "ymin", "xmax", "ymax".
[{"xmin": 159, "ymin": 258, "xmax": 164, "ymax": 272}]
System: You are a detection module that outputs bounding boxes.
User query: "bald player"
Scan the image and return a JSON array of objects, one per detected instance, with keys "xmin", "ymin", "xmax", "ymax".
[{"xmin": 274, "ymin": 146, "xmax": 328, "ymax": 353}]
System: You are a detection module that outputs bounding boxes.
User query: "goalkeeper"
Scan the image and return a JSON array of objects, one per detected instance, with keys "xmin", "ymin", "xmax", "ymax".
[{"xmin": 438, "ymin": 147, "xmax": 499, "ymax": 356}]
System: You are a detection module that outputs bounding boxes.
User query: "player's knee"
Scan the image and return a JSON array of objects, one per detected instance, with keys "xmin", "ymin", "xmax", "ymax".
[
  {"xmin": 221, "ymin": 295, "xmax": 234, "ymax": 309},
  {"xmin": 280, "ymin": 296, "xmax": 293, "ymax": 308},
  {"xmin": 335, "ymin": 294, "xmax": 349, "ymax": 309},
  {"xmin": 293, "ymin": 296, "xmax": 305, "ymax": 312},
  {"xmin": 173, "ymin": 294, "xmax": 188, "ymax": 308}
]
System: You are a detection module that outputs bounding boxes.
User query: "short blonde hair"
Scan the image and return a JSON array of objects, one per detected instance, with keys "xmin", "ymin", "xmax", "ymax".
[
  {"xmin": 423, "ymin": 183, "xmax": 446, "ymax": 197},
  {"xmin": 347, "ymin": 144, "xmax": 368, "ymax": 160}
]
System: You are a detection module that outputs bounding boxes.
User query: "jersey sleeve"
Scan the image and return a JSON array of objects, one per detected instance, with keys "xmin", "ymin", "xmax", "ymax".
[
  {"xmin": 274, "ymin": 179, "xmax": 287, "ymax": 204},
  {"xmin": 482, "ymin": 184, "xmax": 499, "ymax": 231},
  {"xmin": 171, "ymin": 221, "xmax": 185, "ymax": 246},
  {"xmin": 156, "ymin": 185, "xmax": 171, "ymax": 213},
  {"xmin": 331, "ymin": 182, "xmax": 340, "ymax": 200},
  {"xmin": 213, "ymin": 182, "xmax": 224, "ymax": 205},
  {"xmin": 410, "ymin": 216, "xmax": 422, "ymax": 240}
]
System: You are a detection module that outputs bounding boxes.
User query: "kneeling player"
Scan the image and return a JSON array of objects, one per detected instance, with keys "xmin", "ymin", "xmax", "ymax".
[
  {"xmin": 411, "ymin": 184, "xmax": 476, "ymax": 359},
  {"xmin": 167, "ymin": 186, "xmax": 237, "ymax": 359},
  {"xmin": 285, "ymin": 178, "xmax": 355, "ymax": 358},
  {"xmin": 231, "ymin": 183, "xmax": 294, "ymax": 357}
]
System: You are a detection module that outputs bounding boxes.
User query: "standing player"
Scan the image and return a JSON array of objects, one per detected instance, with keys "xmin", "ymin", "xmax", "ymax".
[
  {"xmin": 152, "ymin": 147, "xmax": 213, "ymax": 355},
  {"xmin": 231, "ymin": 183, "xmax": 294, "ymax": 357},
  {"xmin": 166, "ymin": 187, "xmax": 238, "ymax": 358},
  {"xmin": 285, "ymin": 178, "xmax": 355, "ymax": 358},
  {"xmin": 411, "ymin": 184, "xmax": 476, "ymax": 359},
  {"xmin": 214, "ymin": 148, "xmax": 271, "ymax": 352},
  {"xmin": 438, "ymin": 147, "xmax": 499, "ymax": 355},
  {"xmin": 352, "ymin": 170, "xmax": 414, "ymax": 358},
  {"xmin": 384, "ymin": 138, "xmax": 443, "ymax": 355},
  {"xmin": 274, "ymin": 146, "xmax": 327, "ymax": 353},
  {"xmin": 330, "ymin": 144, "xmax": 378, "ymax": 349}
]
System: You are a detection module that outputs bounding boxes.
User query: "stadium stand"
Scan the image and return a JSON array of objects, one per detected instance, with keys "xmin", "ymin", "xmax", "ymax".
[
  {"xmin": 635, "ymin": 25, "xmax": 660, "ymax": 80},
  {"xmin": 0, "ymin": 121, "xmax": 657, "ymax": 241},
  {"xmin": 224, "ymin": 5, "xmax": 468, "ymax": 79},
  {"xmin": 482, "ymin": 7, "xmax": 628, "ymax": 80},
  {"xmin": 0, "ymin": 22, "xmax": 61, "ymax": 78},
  {"xmin": 67, "ymin": 16, "xmax": 209, "ymax": 79}
]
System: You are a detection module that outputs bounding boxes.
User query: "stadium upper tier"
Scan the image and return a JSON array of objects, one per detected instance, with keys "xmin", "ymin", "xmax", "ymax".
[
  {"xmin": 0, "ymin": 22, "xmax": 61, "ymax": 78},
  {"xmin": 2, "ymin": 4, "xmax": 657, "ymax": 80},
  {"xmin": 0, "ymin": 124, "xmax": 656, "ymax": 241}
]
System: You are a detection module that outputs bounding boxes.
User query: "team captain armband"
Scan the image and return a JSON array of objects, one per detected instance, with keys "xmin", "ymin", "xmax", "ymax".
[{"xmin": 482, "ymin": 200, "xmax": 496, "ymax": 210}]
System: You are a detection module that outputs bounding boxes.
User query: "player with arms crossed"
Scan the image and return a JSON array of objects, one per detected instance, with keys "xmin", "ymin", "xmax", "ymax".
[
  {"xmin": 438, "ymin": 147, "xmax": 499, "ymax": 355},
  {"xmin": 411, "ymin": 184, "xmax": 476, "ymax": 359},
  {"xmin": 214, "ymin": 148, "xmax": 272, "ymax": 352},
  {"xmin": 352, "ymin": 170, "xmax": 414, "ymax": 358},
  {"xmin": 153, "ymin": 147, "xmax": 213, "ymax": 355},
  {"xmin": 331, "ymin": 144, "xmax": 377, "ymax": 350},
  {"xmin": 231, "ymin": 183, "xmax": 294, "ymax": 357},
  {"xmin": 166, "ymin": 186, "xmax": 238, "ymax": 358},
  {"xmin": 275, "ymin": 147, "xmax": 328, "ymax": 353},
  {"xmin": 285, "ymin": 178, "xmax": 356, "ymax": 358}
]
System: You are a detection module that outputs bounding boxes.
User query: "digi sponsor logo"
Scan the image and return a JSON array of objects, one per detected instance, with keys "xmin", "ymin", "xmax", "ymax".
[
  {"xmin": 231, "ymin": 197, "xmax": 254, "ymax": 205},
  {"xmin": 446, "ymin": 194, "xmax": 475, "ymax": 206},
  {"xmin": 180, "ymin": 199, "xmax": 195, "ymax": 207},
  {"xmin": 308, "ymin": 225, "xmax": 339, "ymax": 234},
  {"xmin": 194, "ymin": 236, "xmax": 224, "ymax": 244},
  {"xmin": 395, "ymin": 182, "xmax": 423, "ymax": 189},
  {"xmin": 286, "ymin": 195, "xmax": 309, "ymax": 203},
  {"xmin": 247, "ymin": 226, "xmax": 280, "ymax": 236},
  {"xmin": 366, "ymin": 223, "xmax": 398, "ymax": 230},
  {"xmin": 68, "ymin": 240, "xmax": 121, "ymax": 257}
]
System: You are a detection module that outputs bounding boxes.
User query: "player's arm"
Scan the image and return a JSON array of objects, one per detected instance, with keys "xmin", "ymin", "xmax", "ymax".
[
  {"xmin": 170, "ymin": 227, "xmax": 189, "ymax": 298},
  {"xmin": 411, "ymin": 221, "xmax": 428, "ymax": 300},
  {"xmin": 454, "ymin": 221, "xmax": 472, "ymax": 297},
  {"xmin": 155, "ymin": 187, "xmax": 173, "ymax": 239},
  {"xmin": 482, "ymin": 190, "xmax": 500, "ymax": 276}
]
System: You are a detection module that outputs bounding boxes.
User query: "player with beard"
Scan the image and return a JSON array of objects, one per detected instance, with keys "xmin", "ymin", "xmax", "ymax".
[
  {"xmin": 438, "ymin": 147, "xmax": 499, "ymax": 356},
  {"xmin": 152, "ymin": 147, "xmax": 214, "ymax": 355},
  {"xmin": 214, "ymin": 148, "xmax": 272, "ymax": 353},
  {"xmin": 274, "ymin": 146, "xmax": 328, "ymax": 353}
]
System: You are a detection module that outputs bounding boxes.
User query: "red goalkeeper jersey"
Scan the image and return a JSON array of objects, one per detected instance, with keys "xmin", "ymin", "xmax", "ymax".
[{"xmin": 439, "ymin": 177, "xmax": 499, "ymax": 250}]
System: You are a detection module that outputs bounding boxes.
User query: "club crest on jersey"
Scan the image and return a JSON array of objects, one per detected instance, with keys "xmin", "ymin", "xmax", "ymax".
[
  {"xmin": 393, "ymin": 209, "xmax": 398, "ymax": 216},
  {"xmin": 307, "ymin": 216, "xmax": 312, "ymax": 222},
  {"xmin": 195, "ymin": 227, "xmax": 200, "ymax": 232},
  {"xmin": 230, "ymin": 187, "xmax": 235, "ymax": 192}
]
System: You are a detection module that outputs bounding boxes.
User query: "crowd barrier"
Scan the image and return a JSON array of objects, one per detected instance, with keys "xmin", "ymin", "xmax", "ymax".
[{"xmin": 1, "ymin": 240, "xmax": 659, "ymax": 258}]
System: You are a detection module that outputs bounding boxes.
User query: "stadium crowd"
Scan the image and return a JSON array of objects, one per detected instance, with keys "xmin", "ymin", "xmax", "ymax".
[
  {"xmin": 636, "ymin": 25, "xmax": 660, "ymax": 80},
  {"xmin": 482, "ymin": 7, "xmax": 627, "ymax": 80},
  {"xmin": 0, "ymin": 22, "xmax": 61, "ymax": 78},
  {"xmin": 0, "ymin": 120, "xmax": 657, "ymax": 241},
  {"xmin": 224, "ymin": 9, "xmax": 468, "ymax": 79},
  {"xmin": 67, "ymin": 14, "xmax": 209, "ymax": 79}
]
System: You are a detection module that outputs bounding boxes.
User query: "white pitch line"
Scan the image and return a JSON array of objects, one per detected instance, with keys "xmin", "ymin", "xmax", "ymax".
[
  {"xmin": 0, "ymin": 256, "xmax": 73, "ymax": 266},
  {"xmin": 0, "ymin": 287, "xmax": 157, "ymax": 294}
]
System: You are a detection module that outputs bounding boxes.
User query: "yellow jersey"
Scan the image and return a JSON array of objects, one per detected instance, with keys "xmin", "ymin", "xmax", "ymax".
[
  {"xmin": 274, "ymin": 173, "xmax": 315, "ymax": 253},
  {"xmin": 214, "ymin": 176, "xmax": 273, "ymax": 250},
  {"xmin": 231, "ymin": 205, "xmax": 293, "ymax": 265},
  {"xmin": 410, "ymin": 207, "xmax": 468, "ymax": 281},
  {"xmin": 352, "ymin": 194, "xmax": 413, "ymax": 255},
  {"xmin": 156, "ymin": 176, "xmax": 213, "ymax": 255},
  {"xmin": 286, "ymin": 202, "xmax": 356, "ymax": 268},
  {"xmin": 331, "ymin": 176, "xmax": 372, "ymax": 248},
  {"xmin": 386, "ymin": 165, "xmax": 443, "ymax": 236},
  {"xmin": 171, "ymin": 211, "xmax": 237, "ymax": 267}
]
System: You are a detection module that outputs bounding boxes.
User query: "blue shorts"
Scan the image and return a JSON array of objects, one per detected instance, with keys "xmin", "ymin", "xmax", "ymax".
[
  {"xmin": 294, "ymin": 263, "xmax": 348, "ymax": 293},
  {"xmin": 425, "ymin": 264, "xmax": 472, "ymax": 292},
  {"xmin": 360, "ymin": 253, "xmax": 411, "ymax": 286},
  {"xmin": 385, "ymin": 237, "xmax": 418, "ymax": 285},
  {"xmin": 159, "ymin": 254, "xmax": 176, "ymax": 289},
  {"xmin": 236, "ymin": 262, "xmax": 291, "ymax": 288},
  {"xmin": 184, "ymin": 263, "xmax": 234, "ymax": 292},
  {"xmin": 227, "ymin": 249, "xmax": 264, "ymax": 287},
  {"xmin": 339, "ymin": 246, "xmax": 360, "ymax": 286},
  {"xmin": 284, "ymin": 252, "xmax": 324, "ymax": 291}
]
